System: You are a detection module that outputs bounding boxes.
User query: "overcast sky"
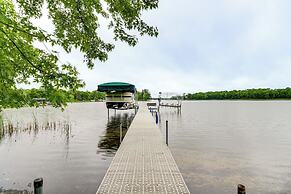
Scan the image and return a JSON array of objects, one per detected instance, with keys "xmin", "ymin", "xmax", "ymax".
[{"xmin": 31, "ymin": 0, "xmax": 291, "ymax": 96}]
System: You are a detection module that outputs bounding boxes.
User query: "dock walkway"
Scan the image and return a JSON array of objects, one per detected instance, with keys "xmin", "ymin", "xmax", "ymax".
[{"xmin": 96, "ymin": 104, "xmax": 190, "ymax": 194}]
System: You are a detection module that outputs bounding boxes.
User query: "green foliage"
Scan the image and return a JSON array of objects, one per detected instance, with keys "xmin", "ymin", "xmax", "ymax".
[
  {"xmin": 0, "ymin": 0, "xmax": 158, "ymax": 109},
  {"xmin": 73, "ymin": 90, "xmax": 105, "ymax": 102},
  {"xmin": 0, "ymin": 0, "xmax": 84, "ymax": 109},
  {"xmin": 2, "ymin": 88, "xmax": 106, "ymax": 109},
  {"xmin": 177, "ymin": 88, "xmax": 291, "ymax": 100},
  {"xmin": 137, "ymin": 89, "xmax": 151, "ymax": 101}
]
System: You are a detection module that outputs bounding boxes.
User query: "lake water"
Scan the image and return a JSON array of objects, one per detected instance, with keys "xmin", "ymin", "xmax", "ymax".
[
  {"xmin": 158, "ymin": 101, "xmax": 291, "ymax": 194},
  {"xmin": 0, "ymin": 102, "xmax": 134, "ymax": 194},
  {"xmin": 1, "ymin": 101, "xmax": 291, "ymax": 194}
]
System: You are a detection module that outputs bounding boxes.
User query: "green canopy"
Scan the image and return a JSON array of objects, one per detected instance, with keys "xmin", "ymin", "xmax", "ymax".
[{"xmin": 97, "ymin": 82, "xmax": 136, "ymax": 93}]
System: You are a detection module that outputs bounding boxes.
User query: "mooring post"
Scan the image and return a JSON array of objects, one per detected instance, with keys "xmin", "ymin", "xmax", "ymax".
[
  {"xmin": 155, "ymin": 111, "xmax": 158, "ymax": 124},
  {"xmin": 120, "ymin": 123, "xmax": 122, "ymax": 143},
  {"xmin": 34, "ymin": 178, "xmax": 43, "ymax": 194},
  {"xmin": 166, "ymin": 120, "xmax": 168, "ymax": 146},
  {"xmin": 238, "ymin": 184, "xmax": 246, "ymax": 194}
]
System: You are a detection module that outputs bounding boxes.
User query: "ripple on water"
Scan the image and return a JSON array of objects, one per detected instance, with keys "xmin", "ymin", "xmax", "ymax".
[
  {"xmin": 158, "ymin": 100, "xmax": 291, "ymax": 194},
  {"xmin": 0, "ymin": 102, "xmax": 135, "ymax": 194}
]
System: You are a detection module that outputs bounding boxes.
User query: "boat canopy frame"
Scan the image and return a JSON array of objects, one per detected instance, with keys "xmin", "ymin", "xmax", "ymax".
[{"xmin": 97, "ymin": 82, "xmax": 136, "ymax": 93}]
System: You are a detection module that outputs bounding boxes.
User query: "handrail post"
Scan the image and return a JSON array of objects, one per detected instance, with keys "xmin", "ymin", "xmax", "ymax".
[
  {"xmin": 34, "ymin": 178, "xmax": 43, "ymax": 194},
  {"xmin": 238, "ymin": 184, "xmax": 246, "ymax": 194},
  {"xmin": 166, "ymin": 120, "xmax": 168, "ymax": 146},
  {"xmin": 155, "ymin": 112, "xmax": 158, "ymax": 124},
  {"xmin": 120, "ymin": 123, "xmax": 122, "ymax": 143}
]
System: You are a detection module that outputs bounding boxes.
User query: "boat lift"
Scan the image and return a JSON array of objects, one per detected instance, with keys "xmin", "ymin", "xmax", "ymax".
[{"xmin": 97, "ymin": 82, "xmax": 138, "ymax": 117}]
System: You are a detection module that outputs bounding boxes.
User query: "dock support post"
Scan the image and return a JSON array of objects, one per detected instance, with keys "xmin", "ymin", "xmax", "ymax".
[
  {"xmin": 166, "ymin": 120, "xmax": 168, "ymax": 146},
  {"xmin": 155, "ymin": 112, "xmax": 158, "ymax": 124},
  {"xmin": 238, "ymin": 184, "xmax": 246, "ymax": 194},
  {"xmin": 107, "ymin": 109, "xmax": 109, "ymax": 119},
  {"xmin": 34, "ymin": 178, "xmax": 43, "ymax": 194},
  {"xmin": 120, "ymin": 123, "xmax": 122, "ymax": 143}
]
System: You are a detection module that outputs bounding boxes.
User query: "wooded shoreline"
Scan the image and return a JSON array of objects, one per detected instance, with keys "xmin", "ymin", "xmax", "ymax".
[{"xmin": 172, "ymin": 87, "xmax": 291, "ymax": 100}]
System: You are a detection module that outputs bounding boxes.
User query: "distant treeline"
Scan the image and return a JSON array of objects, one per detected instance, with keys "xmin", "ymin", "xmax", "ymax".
[
  {"xmin": 172, "ymin": 88, "xmax": 291, "ymax": 100},
  {"xmin": 29, "ymin": 89, "xmax": 105, "ymax": 102},
  {"xmin": 137, "ymin": 89, "xmax": 151, "ymax": 101},
  {"xmin": 2, "ymin": 89, "xmax": 106, "ymax": 109},
  {"xmin": 1, "ymin": 88, "xmax": 153, "ymax": 109}
]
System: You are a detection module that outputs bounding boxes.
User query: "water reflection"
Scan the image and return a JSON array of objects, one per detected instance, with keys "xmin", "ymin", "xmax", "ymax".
[
  {"xmin": 0, "ymin": 103, "xmax": 135, "ymax": 194},
  {"xmin": 153, "ymin": 104, "xmax": 182, "ymax": 128},
  {"xmin": 97, "ymin": 112, "xmax": 135, "ymax": 157}
]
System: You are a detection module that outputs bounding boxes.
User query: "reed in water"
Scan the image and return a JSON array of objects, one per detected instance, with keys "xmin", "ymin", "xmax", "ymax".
[{"xmin": 0, "ymin": 113, "xmax": 71, "ymax": 142}]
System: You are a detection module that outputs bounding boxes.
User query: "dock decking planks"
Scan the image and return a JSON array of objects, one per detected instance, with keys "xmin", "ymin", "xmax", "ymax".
[{"xmin": 96, "ymin": 104, "xmax": 190, "ymax": 194}]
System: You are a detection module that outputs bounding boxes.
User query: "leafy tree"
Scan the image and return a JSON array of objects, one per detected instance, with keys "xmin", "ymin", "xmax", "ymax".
[
  {"xmin": 137, "ymin": 89, "xmax": 151, "ymax": 101},
  {"xmin": 177, "ymin": 88, "xmax": 291, "ymax": 100},
  {"xmin": 0, "ymin": 0, "xmax": 158, "ymax": 109},
  {"xmin": 90, "ymin": 90, "xmax": 106, "ymax": 101},
  {"xmin": 142, "ymin": 89, "xmax": 151, "ymax": 100},
  {"xmin": 3, "ymin": 88, "xmax": 106, "ymax": 106}
]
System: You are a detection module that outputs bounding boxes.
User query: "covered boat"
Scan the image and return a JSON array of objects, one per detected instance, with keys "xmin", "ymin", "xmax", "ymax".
[{"xmin": 97, "ymin": 82, "xmax": 137, "ymax": 109}]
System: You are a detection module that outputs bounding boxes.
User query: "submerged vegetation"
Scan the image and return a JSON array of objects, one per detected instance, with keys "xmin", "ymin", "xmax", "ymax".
[
  {"xmin": 0, "ymin": 112, "xmax": 72, "ymax": 143},
  {"xmin": 174, "ymin": 87, "xmax": 291, "ymax": 100}
]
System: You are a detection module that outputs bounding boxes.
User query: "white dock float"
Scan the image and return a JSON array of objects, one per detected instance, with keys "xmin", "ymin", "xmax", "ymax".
[{"xmin": 96, "ymin": 105, "xmax": 190, "ymax": 194}]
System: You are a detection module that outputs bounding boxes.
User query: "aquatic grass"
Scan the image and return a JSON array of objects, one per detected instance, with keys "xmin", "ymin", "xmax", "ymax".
[
  {"xmin": 0, "ymin": 188, "xmax": 32, "ymax": 194},
  {"xmin": 0, "ymin": 113, "xmax": 72, "ymax": 143}
]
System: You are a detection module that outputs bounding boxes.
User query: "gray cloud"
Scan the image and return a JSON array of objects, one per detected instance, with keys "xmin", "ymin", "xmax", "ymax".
[{"xmin": 25, "ymin": 0, "xmax": 291, "ymax": 96}]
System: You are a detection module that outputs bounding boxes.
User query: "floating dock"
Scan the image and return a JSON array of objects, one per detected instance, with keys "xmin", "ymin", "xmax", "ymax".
[
  {"xmin": 159, "ymin": 103, "xmax": 182, "ymax": 109},
  {"xmin": 96, "ymin": 104, "xmax": 190, "ymax": 194}
]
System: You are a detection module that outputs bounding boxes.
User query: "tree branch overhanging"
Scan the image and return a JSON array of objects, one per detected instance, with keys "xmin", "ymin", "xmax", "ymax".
[{"xmin": 0, "ymin": 27, "xmax": 44, "ymax": 74}]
